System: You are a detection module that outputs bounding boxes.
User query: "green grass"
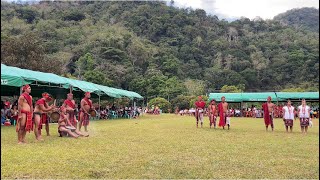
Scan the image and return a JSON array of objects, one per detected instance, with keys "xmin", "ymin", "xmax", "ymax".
[{"xmin": 1, "ymin": 114, "xmax": 319, "ymax": 179}]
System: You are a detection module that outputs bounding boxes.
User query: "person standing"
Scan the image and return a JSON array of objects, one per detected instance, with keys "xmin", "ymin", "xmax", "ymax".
[
  {"xmin": 79, "ymin": 92, "xmax": 93, "ymax": 132},
  {"xmin": 33, "ymin": 93, "xmax": 56, "ymax": 140},
  {"xmin": 283, "ymin": 100, "xmax": 295, "ymax": 133},
  {"xmin": 208, "ymin": 99, "xmax": 217, "ymax": 128},
  {"xmin": 17, "ymin": 85, "xmax": 33, "ymax": 144},
  {"xmin": 218, "ymin": 96, "xmax": 229, "ymax": 130},
  {"xmin": 262, "ymin": 96, "xmax": 275, "ymax": 131},
  {"xmin": 298, "ymin": 99, "xmax": 311, "ymax": 134},
  {"xmin": 195, "ymin": 96, "xmax": 206, "ymax": 128},
  {"xmin": 63, "ymin": 93, "xmax": 77, "ymax": 127}
]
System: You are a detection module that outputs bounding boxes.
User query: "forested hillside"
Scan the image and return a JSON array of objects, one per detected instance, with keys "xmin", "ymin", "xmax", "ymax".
[
  {"xmin": 1, "ymin": 1, "xmax": 319, "ymax": 101},
  {"xmin": 274, "ymin": 7, "xmax": 319, "ymax": 32}
]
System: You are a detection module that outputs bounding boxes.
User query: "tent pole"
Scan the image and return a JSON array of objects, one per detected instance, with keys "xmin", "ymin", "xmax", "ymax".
[
  {"xmin": 98, "ymin": 94, "xmax": 101, "ymax": 114},
  {"xmin": 20, "ymin": 86, "xmax": 23, "ymax": 95}
]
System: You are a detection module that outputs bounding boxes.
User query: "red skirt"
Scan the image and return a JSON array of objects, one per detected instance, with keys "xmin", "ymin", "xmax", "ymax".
[
  {"xmin": 300, "ymin": 118, "xmax": 309, "ymax": 127},
  {"xmin": 284, "ymin": 119, "xmax": 293, "ymax": 126}
]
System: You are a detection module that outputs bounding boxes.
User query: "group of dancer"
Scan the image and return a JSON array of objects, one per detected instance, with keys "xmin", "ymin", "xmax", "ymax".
[
  {"xmin": 195, "ymin": 96, "xmax": 230, "ymax": 129},
  {"xmin": 194, "ymin": 95, "xmax": 313, "ymax": 133},
  {"xmin": 16, "ymin": 84, "xmax": 94, "ymax": 144},
  {"xmin": 262, "ymin": 96, "xmax": 312, "ymax": 133}
]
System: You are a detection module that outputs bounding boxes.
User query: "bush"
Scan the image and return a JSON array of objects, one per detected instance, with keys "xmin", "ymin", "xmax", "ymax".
[
  {"xmin": 170, "ymin": 95, "xmax": 195, "ymax": 110},
  {"xmin": 148, "ymin": 97, "xmax": 171, "ymax": 113}
]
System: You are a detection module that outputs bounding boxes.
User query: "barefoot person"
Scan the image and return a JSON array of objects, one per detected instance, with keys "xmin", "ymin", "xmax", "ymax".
[
  {"xmin": 208, "ymin": 99, "xmax": 217, "ymax": 128},
  {"xmin": 283, "ymin": 100, "xmax": 294, "ymax": 133},
  {"xmin": 262, "ymin": 96, "xmax": 275, "ymax": 131},
  {"xmin": 17, "ymin": 84, "xmax": 34, "ymax": 144},
  {"xmin": 194, "ymin": 96, "xmax": 206, "ymax": 128},
  {"xmin": 58, "ymin": 106, "xmax": 88, "ymax": 138},
  {"xmin": 218, "ymin": 96, "xmax": 229, "ymax": 130},
  {"xmin": 33, "ymin": 93, "xmax": 56, "ymax": 141},
  {"xmin": 298, "ymin": 99, "xmax": 311, "ymax": 134},
  {"xmin": 63, "ymin": 93, "xmax": 77, "ymax": 127},
  {"xmin": 79, "ymin": 92, "xmax": 93, "ymax": 132}
]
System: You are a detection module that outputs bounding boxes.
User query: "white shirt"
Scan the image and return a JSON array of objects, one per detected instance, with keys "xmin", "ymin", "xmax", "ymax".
[
  {"xmin": 283, "ymin": 106, "xmax": 295, "ymax": 120},
  {"xmin": 298, "ymin": 105, "xmax": 310, "ymax": 118}
]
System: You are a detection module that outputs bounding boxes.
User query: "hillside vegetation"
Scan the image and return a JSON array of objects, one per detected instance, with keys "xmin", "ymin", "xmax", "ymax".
[{"xmin": 1, "ymin": 1, "xmax": 319, "ymax": 100}]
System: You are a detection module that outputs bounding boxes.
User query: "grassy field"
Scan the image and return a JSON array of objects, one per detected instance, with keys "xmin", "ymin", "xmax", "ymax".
[{"xmin": 1, "ymin": 114, "xmax": 319, "ymax": 179}]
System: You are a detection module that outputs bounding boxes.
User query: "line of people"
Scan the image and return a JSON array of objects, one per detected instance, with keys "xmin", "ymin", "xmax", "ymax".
[
  {"xmin": 262, "ymin": 96, "xmax": 313, "ymax": 134},
  {"xmin": 16, "ymin": 84, "xmax": 92, "ymax": 144},
  {"xmin": 193, "ymin": 96, "xmax": 314, "ymax": 134},
  {"xmin": 194, "ymin": 96, "xmax": 231, "ymax": 129}
]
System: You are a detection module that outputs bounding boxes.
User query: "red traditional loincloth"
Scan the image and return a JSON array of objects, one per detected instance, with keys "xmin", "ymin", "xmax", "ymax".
[
  {"xmin": 68, "ymin": 111, "xmax": 77, "ymax": 127},
  {"xmin": 262, "ymin": 103, "xmax": 272, "ymax": 126},
  {"xmin": 79, "ymin": 110, "xmax": 90, "ymax": 126},
  {"xmin": 17, "ymin": 109, "xmax": 33, "ymax": 133},
  {"xmin": 218, "ymin": 103, "xmax": 226, "ymax": 127}
]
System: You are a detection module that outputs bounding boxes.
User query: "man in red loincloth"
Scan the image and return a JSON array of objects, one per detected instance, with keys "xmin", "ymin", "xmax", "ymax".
[
  {"xmin": 16, "ymin": 84, "xmax": 33, "ymax": 144},
  {"xmin": 33, "ymin": 92, "xmax": 56, "ymax": 141},
  {"xmin": 63, "ymin": 93, "xmax": 78, "ymax": 128},
  {"xmin": 218, "ymin": 96, "xmax": 229, "ymax": 130},
  {"xmin": 262, "ymin": 96, "xmax": 275, "ymax": 131},
  {"xmin": 195, "ymin": 96, "xmax": 206, "ymax": 128},
  {"xmin": 79, "ymin": 92, "xmax": 93, "ymax": 132},
  {"xmin": 208, "ymin": 99, "xmax": 217, "ymax": 128}
]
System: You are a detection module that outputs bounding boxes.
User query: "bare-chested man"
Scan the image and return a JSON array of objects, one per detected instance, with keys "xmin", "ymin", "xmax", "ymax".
[
  {"xmin": 79, "ymin": 92, "xmax": 93, "ymax": 132},
  {"xmin": 218, "ymin": 96, "xmax": 229, "ymax": 130},
  {"xmin": 58, "ymin": 106, "xmax": 88, "ymax": 138},
  {"xmin": 63, "ymin": 93, "xmax": 77, "ymax": 127},
  {"xmin": 208, "ymin": 99, "xmax": 217, "ymax": 128},
  {"xmin": 262, "ymin": 96, "xmax": 275, "ymax": 131},
  {"xmin": 33, "ymin": 93, "xmax": 56, "ymax": 141},
  {"xmin": 195, "ymin": 96, "xmax": 206, "ymax": 128},
  {"xmin": 17, "ymin": 84, "xmax": 33, "ymax": 144}
]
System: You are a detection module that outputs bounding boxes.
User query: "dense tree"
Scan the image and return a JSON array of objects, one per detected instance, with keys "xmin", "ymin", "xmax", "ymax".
[{"xmin": 0, "ymin": 1, "xmax": 319, "ymax": 101}]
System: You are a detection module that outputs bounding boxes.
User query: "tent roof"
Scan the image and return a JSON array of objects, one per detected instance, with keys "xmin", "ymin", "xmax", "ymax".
[
  {"xmin": 209, "ymin": 92, "xmax": 319, "ymax": 102},
  {"xmin": 1, "ymin": 64, "xmax": 143, "ymax": 99}
]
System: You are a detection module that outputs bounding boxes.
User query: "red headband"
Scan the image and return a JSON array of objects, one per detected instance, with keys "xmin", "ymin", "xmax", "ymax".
[
  {"xmin": 67, "ymin": 93, "xmax": 73, "ymax": 96},
  {"xmin": 85, "ymin": 92, "xmax": 90, "ymax": 96},
  {"xmin": 22, "ymin": 84, "xmax": 30, "ymax": 91},
  {"xmin": 42, "ymin": 93, "xmax": 52, "ymax": 101}
]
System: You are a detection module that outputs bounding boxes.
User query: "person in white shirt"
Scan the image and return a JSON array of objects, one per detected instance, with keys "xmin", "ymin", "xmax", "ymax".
[
  {"xmin": 297, "ymin": 99, "xmax": 311, "ymax": 134},
  {"xmin": 282, "ymin": 100, "xmax": 295, "ymax": 133}
]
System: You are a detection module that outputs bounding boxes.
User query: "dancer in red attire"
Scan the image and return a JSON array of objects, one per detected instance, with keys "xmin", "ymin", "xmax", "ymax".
[
  {"xmin": 218, "ymin": 96, "xmax": 229, "ymax": 130},
  {"xmin": 63, "ymin": 93, "xmax": 77, "ymax": 127},
  {"xmin": 195, "ymin": 96, "xmax": 206, "ymax": 128},
  {"xmin": 208, "ymin": 99, "xmax": 217, "ymax": 128},
  {"xmin": 262, "ymin": 96, "xmax": 275, "ymax": 131},
  {"xmin": 33, "ymin": 92, "xmax": 56, "ymax": 141},
  {"xmin": 79, "ymin": 92, "xmax": 93, "ymax": 132},
  {"xmin": 16, "ymin": 85, "xmax": 33, "ymax": 144}
]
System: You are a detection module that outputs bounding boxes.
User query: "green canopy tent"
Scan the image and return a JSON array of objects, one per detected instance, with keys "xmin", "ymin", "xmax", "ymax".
[
  {"xmin": 276, "ymin": 92, "xmax": 319, "ymax": 101},
  {"xmin": 209, "ymin": 92, "xmax": 319, "ymax": 103},
  {"xmin": 1, "ymin": 64, "xmax": 143, "ymax": 111}
]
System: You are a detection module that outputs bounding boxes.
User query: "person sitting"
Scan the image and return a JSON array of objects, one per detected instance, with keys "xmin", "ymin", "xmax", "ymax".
[{"xmin": 58, "ymin": 106, "xmax": 89, "ymax": 138}]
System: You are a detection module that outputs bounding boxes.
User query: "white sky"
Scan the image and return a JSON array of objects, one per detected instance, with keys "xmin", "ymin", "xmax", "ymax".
[{"xmin": 171, "ymin": 0, "xmax": 319, "ymax": 20}]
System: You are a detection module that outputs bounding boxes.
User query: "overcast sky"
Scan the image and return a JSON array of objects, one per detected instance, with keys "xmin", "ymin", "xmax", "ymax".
[{"xmin": 171, "ymin": 0, "xmax": 319, "ymax": 20}]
